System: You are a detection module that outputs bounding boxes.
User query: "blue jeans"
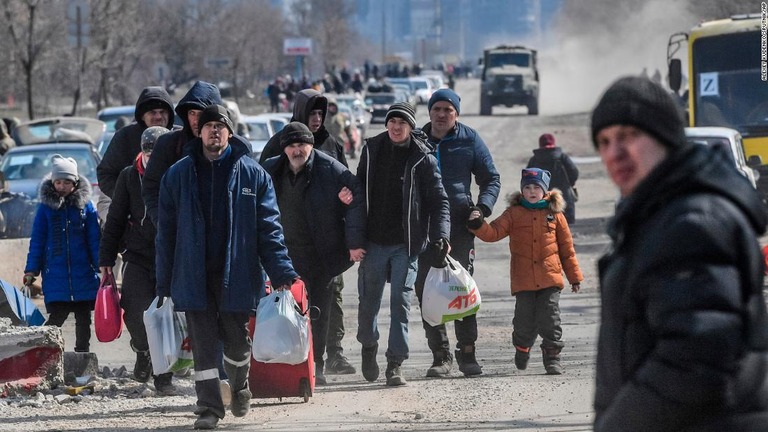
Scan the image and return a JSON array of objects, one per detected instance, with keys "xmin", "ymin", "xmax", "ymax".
[{"xmin": 357, "ymin": 242, "xmax": 417, "ymax": 364}]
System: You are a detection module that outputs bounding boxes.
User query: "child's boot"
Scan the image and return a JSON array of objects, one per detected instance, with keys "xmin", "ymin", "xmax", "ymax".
[
  {"xmin": 514, "ymin": 345, "xmax": 530, "ymax": 370},
  {"xmin": 542, "ymin": 346, "xmax": 563, "ymax": 375},
  {"xmin": 455, "ymin": 344, "xmax": 483, "ymax": 376}
]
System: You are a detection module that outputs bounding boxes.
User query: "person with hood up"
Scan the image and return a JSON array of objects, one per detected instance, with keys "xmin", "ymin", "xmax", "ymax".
[
  {"xmin": 98, "ymin": 126, "xmax": 175, "ymax": 394},
  {"xmin": 156, "ymin": 105, "xmax": 298, "ymax": 430},
  {"xmin": 526, "ymin": 133, "xmax": 579, "ymax": 224},
  {"xmin": 142, "ymin": 80, "xmax": 222, "ymax": 226},
  {"xmin": 24, "ymin": 155, "xmax": 100, "ymax": 353},
  {"xmin": 591, "ymin": 76, "xmax": 768, "ymax": 431}
]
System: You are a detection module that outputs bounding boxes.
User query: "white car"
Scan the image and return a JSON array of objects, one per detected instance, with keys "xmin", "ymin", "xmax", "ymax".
[
  {"xmin": 685, "ymin": 127, "xmax": 760, "ymax": 188},
  {"xmin": 241, "ymin": 115, "xmax": 275, "ymax": 160}
]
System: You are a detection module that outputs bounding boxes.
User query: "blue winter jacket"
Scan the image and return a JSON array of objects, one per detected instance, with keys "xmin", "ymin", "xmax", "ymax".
[
  {"xmin": 422, "ymin": 122, "xmax": 501, "ymax": 222},
  {"xmin": 155, "ymin": 136, "xmax": 298, "ymax": 312},
  {"xmin": 25, "ymin": 177, "xmax": 100, "ymax": 304}
]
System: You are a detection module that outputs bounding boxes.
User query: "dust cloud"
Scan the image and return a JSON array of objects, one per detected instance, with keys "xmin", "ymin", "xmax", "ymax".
[{"xmin": 539, "ymin": 0, "xmax": 699, "ymax": 115}]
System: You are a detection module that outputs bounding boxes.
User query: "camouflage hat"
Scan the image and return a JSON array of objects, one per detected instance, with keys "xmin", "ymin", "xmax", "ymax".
[{"xmin": 141, "ymin": 126, "xmax": 170, "ymax": 153}]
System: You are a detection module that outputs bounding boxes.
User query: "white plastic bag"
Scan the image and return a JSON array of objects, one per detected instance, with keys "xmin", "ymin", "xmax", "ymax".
[
  {"xmin": 251, "ymin": 290, "xmax": 310, "ymax": 365},
  {"xmin": 422, "ymin": 256, "xmax": 482, "ymax": 326},
  {"xmin": 143, "ymin": 297, "xmax": 194, "ymax": 375}
]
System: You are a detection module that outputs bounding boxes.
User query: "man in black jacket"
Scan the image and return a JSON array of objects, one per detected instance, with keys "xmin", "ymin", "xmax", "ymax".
[
  {"xmin": 592, "ymin": 76, "xmax": 768, "ymax": 431},
  {"xmin": 526, "ymin": 133, "xmax": 579, "ymax": 224},
  {"xmin": 356, "ymin": 102, "xmax": 450, "ymax": 386},
  {"xmin": 261, "ymin": 122, "xmax": 366, "ymax": 386}
]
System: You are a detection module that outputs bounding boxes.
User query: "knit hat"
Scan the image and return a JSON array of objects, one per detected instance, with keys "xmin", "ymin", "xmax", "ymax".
[
  {"xmin": 51, "ymin": 154, "xmax": 79, "ymax": 183},
  {"xmin": 591, "ymin": 76, "xmax": 686, "ymax": 149},
  {"xmin": 385, "ymin": 102, "xmax": 417, "ymax": 129},
  {"xmin": 141, "ymin": 126, "xmax": 170, "ymax": 154},
  {"xmin": 539, "ymin": 133, "xmax": 556, "ymax": 148},
  {"xmin": 198, "ymin": 104, "xmax": 234, "ymax": 134},
  {"xmin": 280, "ymin": 122, "xmax": 315, "ymax": 148},
  {"xmin": 428, "ymin": 88, "xmax": 461, "ymax": 114},
  {"xmin": 521, "ymin": 168, "xmax": 550, "ymax": 191}
]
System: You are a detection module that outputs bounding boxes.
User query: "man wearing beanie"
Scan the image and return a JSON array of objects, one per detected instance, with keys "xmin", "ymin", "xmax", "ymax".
[
  {"xmin": 416, "ymin": 87, "xmax": 501, "ymax": 378},
  {"xmin": 258, "ymin": 89, "xmax": 357, "ymax": 376},
  {"xmin": 355, "ymin": 102, "xmax": 449, "ymax": 387},
  {"xmin": 99, "ymin": 126, "xmax": 172, "ymax": 391},
  {"xmin": 592, "ymin": 76, "xmax": 768, "ymax": 431},
  {"xmin": 526, "ymin": 133, "xmax": 580, "ymax": 224},
  {"xmin": 261, "ymin": 121, "xmax": 365, "ymax": 386},
  {"xmin": 156, "ymin": 103, "xmax": 298, "ymax": 429}
]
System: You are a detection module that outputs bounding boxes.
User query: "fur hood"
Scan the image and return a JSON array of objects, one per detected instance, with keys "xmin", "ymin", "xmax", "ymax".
[
  {"xmin": 39, "ymin": 175, "xmax": 93, "ymax": 210},
  {"xmin": 507, "ymin": 188, "xmax": 566, "ymax": 213}
]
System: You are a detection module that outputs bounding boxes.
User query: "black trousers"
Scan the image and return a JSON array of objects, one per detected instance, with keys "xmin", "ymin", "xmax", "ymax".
[
  {"xmin": 46, "ymin": 300, "xmax": 93, "ymax": 352},
  {"xmin": 325, "ymin": 274, "xmax": 346, "ymax": 358},
  {"xmin": 415, "ymin": 227, "xmax": 478, "ymax": 354},
  {"xmin": 120, "ymin": 262, "xmax": 156, "ymax": 353},
  {"xmin": 512, "ymin": 286, "xmax": 564, "ymax": 350},
  {"xmin": 292, "ymin": 256, "xmax": 333, "ymax": 365}
]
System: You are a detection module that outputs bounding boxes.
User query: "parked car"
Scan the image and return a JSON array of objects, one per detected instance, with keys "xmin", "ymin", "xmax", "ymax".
[
  {"xmin": 408, "ymin": 77, "xmax": 435, "ymax": 104},
  {"xmin": 254, "ymin": 113, "xmax": 290, "ymax": 134},
  {"xmin": 364, "ymin": 93, "xmax": 407, "ymax": 124},
  {"xmin": 96, "ymin": 104, "xmax": 185, "ymax": 156},
  {"xmin": 241, "ymin": 115, "xmax": 275, "ymax": 161},
  {"xmin": 0, "ymin": 143, "xmax": 102, "ymax": 237},
  {"xmin": 685, "ymin": 127, "xmax": 760, "ymax": 189},
  {"xmin": 13, "ymin": 117, "xmax": 107, "ymax": 148}
]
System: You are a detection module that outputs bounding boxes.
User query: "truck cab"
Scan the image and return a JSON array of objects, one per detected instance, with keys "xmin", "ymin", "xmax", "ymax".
[{"xmin": 479, "ymin": 45, "xmax": 539, "ymax": 116}]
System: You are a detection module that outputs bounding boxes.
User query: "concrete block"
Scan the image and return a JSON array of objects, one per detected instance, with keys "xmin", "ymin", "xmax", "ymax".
[
  {"xmin": 63, "ymin": 352, "xmax": 99, "ymax": 384},
  {"xmin": 0, "ymin": 318, "xmax": 64, "ymax": 396}
]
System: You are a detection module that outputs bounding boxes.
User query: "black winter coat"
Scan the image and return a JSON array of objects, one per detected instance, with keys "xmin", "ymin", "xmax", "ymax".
[
  {"xmin": 99, "ymin": 156, "xmax": 155, "ymax": 272},
  {"xmin": 357, "ymin": 131, "xmax": 450, "ymax": 257},
  {"xmin": 526, "ymin": 146, "xmax": 579, "ymax": 207},
  {"xmin": 262, "ymin": 150, "xmax": 366, "ymax": 278},
  {"xmin": 594, "ymin": 143, "xmax": 768, "ymax": 431},
  {"xmin": 97, "ymin": 87, "xmax": 174, "ymax": 198}
]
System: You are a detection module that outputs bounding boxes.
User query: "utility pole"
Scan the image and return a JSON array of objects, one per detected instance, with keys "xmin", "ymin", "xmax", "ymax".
[{"xmin": 381, "ymin": 4, "xmax": 386, "ymax": 63}]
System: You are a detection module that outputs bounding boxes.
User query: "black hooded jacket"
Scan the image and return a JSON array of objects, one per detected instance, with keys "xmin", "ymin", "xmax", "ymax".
[
  {"xmin": 258, "ymin": 89, "xmax": 347, "ymax": 167},
  {"xmin": 141, "ymin": 81, "xmax": 222, "ymax": 226},
  {"xmin": 97, "ymin": 86, "xmax": 174, "ymax": 198},
  {"xmin": 526, "ymin": 146, "xmax": 579, "ymax": 204},
  {"xmin": 594, "ymin": 143, "xmax": 768, "ymax": 431}
]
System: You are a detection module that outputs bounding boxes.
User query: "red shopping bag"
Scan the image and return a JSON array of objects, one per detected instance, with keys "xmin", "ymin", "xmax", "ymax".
[{"xmin": 94, "ymin": 273, "xmax": 123, "ymax": 342}]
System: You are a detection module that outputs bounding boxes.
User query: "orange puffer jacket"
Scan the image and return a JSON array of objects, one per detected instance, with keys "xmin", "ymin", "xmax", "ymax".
[{"xmin": 471, "ymin": 189, "xmax": 582, "ymax": 294}]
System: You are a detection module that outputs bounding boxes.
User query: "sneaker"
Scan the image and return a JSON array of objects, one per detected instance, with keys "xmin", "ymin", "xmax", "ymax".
[
  {"xmin": 230, "ymin": 386, "xmax": 252, "ymax": 417},
  {"xmin": 542, "ymin": 347, "xmax": 563, "ymax": 375},
  {"xmin": 425, "ymin": 350, "xmax": 453, "ymax": 378},
  {"xmin": 514, "ymin": 346, "xmax": 531, "ymax": 371},
  {"xmin": 361, "ymin": 343, "xmax": 379, "ymax": 382},
  {"xmin": 219, "ymin": 379, "xmax": 232, "ymax": 407},
  {"xmin": 327, "ymin": 354, "xmax": 356, "ymax": 374},
  {"xmin": 133, "ymin": 351, "xmax": 152, "ymax": 383},
  {"xmin": 193, "ymin": 411, "xmax": 219, "ymax": 430},
  {"xmin": 385, "ymin": 362, "xmax": 406, "ymax": 386},
  {"xmin": 455, "ymin": 345, "xmax": 483, "ymax": 377},
  {"xmin": 154, "ymin": 372, "xmax": 176, "ymax": 396},
  {"xmin": 315, "ymin": 360, "xmax": 327, "ymax": 385}
]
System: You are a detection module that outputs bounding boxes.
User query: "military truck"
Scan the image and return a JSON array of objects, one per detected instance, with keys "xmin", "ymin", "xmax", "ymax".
[{"xmin": 479, "ymin": 45, "xmax": 539, "ymax": 116}]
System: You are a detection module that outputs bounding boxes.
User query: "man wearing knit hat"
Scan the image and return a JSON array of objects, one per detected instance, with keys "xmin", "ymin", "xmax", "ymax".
[
  {"xmin": 261, "ymin": 121, "xmax": 366, "ymax": 386},
  {"xmin": 356, "ymin": 102, "xmax": 450, "ymax": 387},
  {"xmin": 416, "ymin": 88, "xmax": 501, "ymax": 378},
  {"xmin": 592, "ymin": 76, "xmax": 768, "ymax": 431},
  {"xmin": 526, "ymin": 133, "xmax": 579, "ymax": 224},
  {"xmin": 156, "ymin": 103, "xmax": 298, "ymax": 429}
]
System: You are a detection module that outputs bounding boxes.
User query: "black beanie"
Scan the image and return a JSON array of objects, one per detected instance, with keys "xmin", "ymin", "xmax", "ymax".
[
  {"xmin": 385, "ymin": 102, "xmax": 416, "ymax": 129},
  {"xmin": 281, "ymin": 122, "xmax": 315, "ymax": 148},
  {"xmin": 198, "ymin": 104, "xmax": 234, "ymax": 134},
  {"xmin": 591, "ymin": 76, "xmax": 686, "ymax": 149}
]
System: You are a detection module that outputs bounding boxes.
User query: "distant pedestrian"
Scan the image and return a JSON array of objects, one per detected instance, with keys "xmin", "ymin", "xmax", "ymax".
[
  {"xmin": 592, "ymin": 76, "xmax": 768, "ymax": 431},
  {"xmin": 468, "ymin": 168, "xmax": 582, "ymax": 375},
  {"xmin": 526, "ymin": 133, "xmax": 579, "ymax": 224},
  {"xmin": 24, "ymin": 155, "xmax": 100, "ymax": 353}
]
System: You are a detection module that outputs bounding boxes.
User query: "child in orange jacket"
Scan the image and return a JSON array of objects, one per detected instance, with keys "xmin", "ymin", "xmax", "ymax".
[{"xmin": 468, "ymin": 168, "xmax": 582, "ymax": 374}]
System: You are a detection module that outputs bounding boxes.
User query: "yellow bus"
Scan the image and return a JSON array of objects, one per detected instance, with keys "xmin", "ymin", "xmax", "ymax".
[{"xmin": 668, "ymin": 13, "xmax": 768, "ymax": 195}]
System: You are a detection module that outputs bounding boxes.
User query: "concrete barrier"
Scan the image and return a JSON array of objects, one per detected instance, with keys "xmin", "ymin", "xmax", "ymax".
[
  {"xmin": 0, "ymin": 317, "xmax": 65, "ymax": 396},
  {"xmin": 0, "ymin": 238, "xmax": 30, "ymax": 286}
]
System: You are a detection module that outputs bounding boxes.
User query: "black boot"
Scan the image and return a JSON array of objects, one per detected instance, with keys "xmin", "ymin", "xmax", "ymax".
[
  {"xmin": 542, "ymin": 346, "xmax": 563, "ymax": 375},
  {"xmin": 361, "ymin": 343, "xmax": 379, "ymax": 382},
  {"xmin": 425, "ymin": 350, "xmax": 453, "ymax": 378},
  {"xmin": 133, "ymin": 350, "xmax": 152, "ymax": 383},
  {"xmin": 315, "ymin": 358, "xmax": 327, "ymax": 385},
  {"xmin": 514, "ymin": 345, "xmax": 530, "ymax": 371},
  {"xmin": 455, "ymin": 345, "xmax": 482, "ymax": 376},
  {"xmin": 153, "ymin": 372, "xmax": 176, "ymax": 396},
  {"xmin": 327, "ymin": 350, "xmax": 356, "ymax": 374}
]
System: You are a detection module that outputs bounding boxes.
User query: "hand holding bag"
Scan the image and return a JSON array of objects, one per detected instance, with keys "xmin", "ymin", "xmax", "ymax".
[
  {"xmin": 94, "ymin": 273, "xmax": 123, "ymax": 342},
  {"xmin": 144, "ymin": 296, "xmax": 194, "ymax": 375},
  {"xmin": 422, "ymin": 256, "xmax": 482, "ymax": 327},
  {"xmin": 252, "ymin": 289, "xmax": 310, "ymax": 365}
]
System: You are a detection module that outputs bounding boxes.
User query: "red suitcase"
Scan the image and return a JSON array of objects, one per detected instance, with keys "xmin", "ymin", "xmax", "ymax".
[{"xmin": 248, "ymin": 280, "xmax": 315, "ymax": 402}]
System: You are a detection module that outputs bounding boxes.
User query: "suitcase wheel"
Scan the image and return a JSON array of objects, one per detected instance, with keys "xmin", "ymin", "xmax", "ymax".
[{"xmin": 300, "ymin": 378, "xmax": 311, "ymax": 402}]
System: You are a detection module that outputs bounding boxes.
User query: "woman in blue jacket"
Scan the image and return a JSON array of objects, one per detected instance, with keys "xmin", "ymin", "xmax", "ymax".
[{"xmin": 24, "ymin": 155, "xmax": 100, "ymax": 352}]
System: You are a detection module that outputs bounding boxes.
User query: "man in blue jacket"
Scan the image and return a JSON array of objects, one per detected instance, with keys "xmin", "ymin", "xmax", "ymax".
[
  {"xmin": 262, "ymin": 122, "xmax": 366, "ymax": 386},
  {"xmin": 156, "ymin": 105, "xmax": 298, "ymax": 430},
  {"xmin": 417, "ymin": 88, "xmax": 501, "ymax": 377}
]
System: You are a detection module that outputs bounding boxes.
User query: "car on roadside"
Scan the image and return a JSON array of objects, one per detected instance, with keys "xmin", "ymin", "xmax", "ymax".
[
  {"xmin": 685, "ymin": 126, "xmax": 760, "ymax": 189},
  {"xmin": 364, "ymin": 92, "xmax": 407, "ymax": 124},
  {"xmin": 241, "ymin": 115, "xmax": 275, "ymax": 161}
]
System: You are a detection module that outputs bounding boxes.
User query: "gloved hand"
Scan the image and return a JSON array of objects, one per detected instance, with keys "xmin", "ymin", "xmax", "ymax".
[
  {"xmin": 429, "ymin": 238, "xmax": 450, "ymax": 268},
  {"xmin": 466, "ymin": 206, "xmax": 485, "ymax": 230},
  {"xmin": 23, "ymin": 273, "xmax": 36, "ymax": 287}
]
